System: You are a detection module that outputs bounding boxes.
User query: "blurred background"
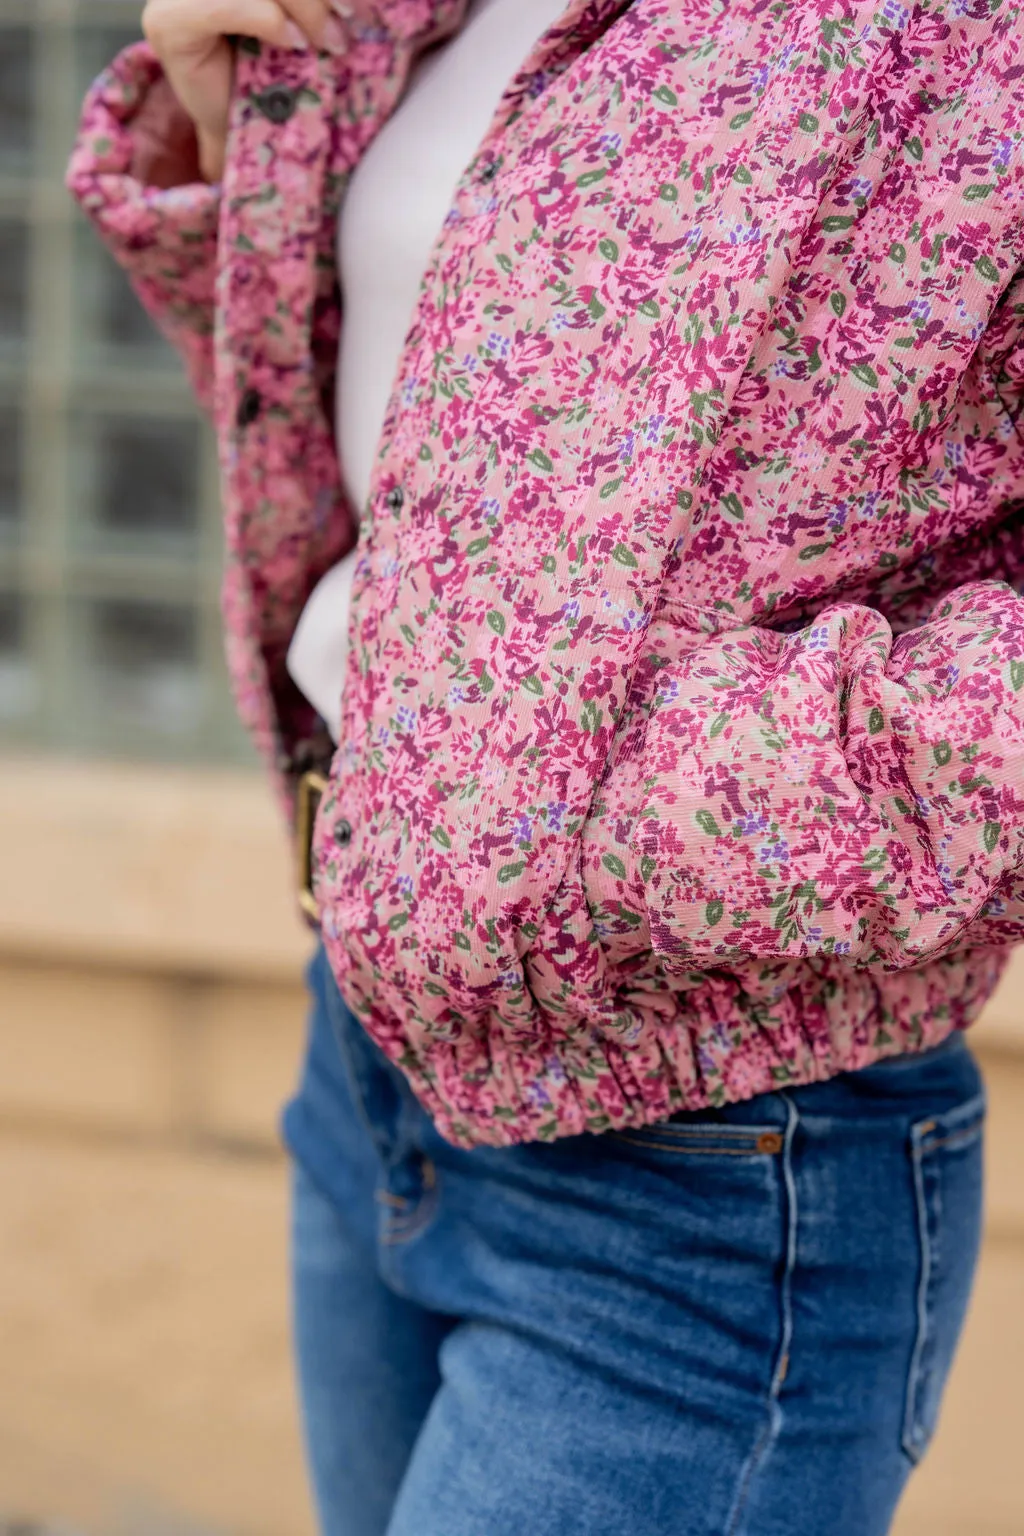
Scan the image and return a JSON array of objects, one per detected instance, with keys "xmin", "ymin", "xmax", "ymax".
[{"xmin": 0, "ymin": 3, "xmax": 1021, "ymax": 1534}]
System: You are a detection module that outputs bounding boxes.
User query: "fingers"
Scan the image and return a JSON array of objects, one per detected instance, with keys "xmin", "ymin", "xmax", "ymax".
[
  {"xmin": 329, "ymin": 0, "xmax": 378, "ymax": 20},
  {"xmin": 276, "ymin": 0, "xmax": 333, "ymax": 47},
  {"xmin": 205, "ymin": 0, "xmax": 328, "ymax": 48},
  {"xmin": 145, "ymin": 0, "xmax": 336, "ymax": 56}
]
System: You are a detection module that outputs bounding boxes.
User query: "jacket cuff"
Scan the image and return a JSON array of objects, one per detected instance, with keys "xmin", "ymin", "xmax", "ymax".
[{"xmin": 66, "ymin": 42, "xmax": 220, "ymax": 405}]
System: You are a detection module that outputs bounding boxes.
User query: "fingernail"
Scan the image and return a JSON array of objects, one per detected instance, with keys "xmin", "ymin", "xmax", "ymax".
[
  {"xmin": 284, "ymin": 21, "xmax": 310, "ymax": 49},
  {"xmin": 323, "ymin": 16, "xmax": 349, "ymax": 50}
]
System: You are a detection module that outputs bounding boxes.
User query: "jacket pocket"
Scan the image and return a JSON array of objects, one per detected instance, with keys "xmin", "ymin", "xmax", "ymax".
[{"xmin": 901, "ymin": 1092, "xmax": 986, "ymax": 1463}]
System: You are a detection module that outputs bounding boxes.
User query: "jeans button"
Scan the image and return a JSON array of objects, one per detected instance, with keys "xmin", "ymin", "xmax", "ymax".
[
  {"xmin": 385, "ymin": 485, "xmax": 405, "ymax": 513},
  {"xmin": 334, "ymin": 818, "xmax": 353, "ymax": 848}
]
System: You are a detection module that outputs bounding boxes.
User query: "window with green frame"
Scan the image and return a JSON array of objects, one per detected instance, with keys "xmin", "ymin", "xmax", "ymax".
[{"xmin": 0, "ymin": 0, "xmax": 251, "ymax": 764}]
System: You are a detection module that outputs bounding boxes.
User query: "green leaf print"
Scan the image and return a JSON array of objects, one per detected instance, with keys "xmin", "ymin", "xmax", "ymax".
[
  {"xmin": 868, "ymin": 707, "xmax": 884, "ymax": 735},
  {"xmin": 612, "ymin": 542, "xmax": 638, "ymax": 566},
  {"xmin": 984, "ymin": 821, "xmax": 1001, "ymax": 854},
  {"xmin": 497, "ymin": 861, "xmax": 526, "ymax": 884},
  {"xmin": 798, "ymin": 112, "xmax": 819, "ymax": 133},
  {"xmin": 432, "ymin": 827, "xmax": 452, "ymax": 849},
  {"xmin": 487, "ymin": 610, "xmax": 506, "ymax": 636},
  {"xmin": 640, "ymin": 855, "xmax": 657, "ymax": 882},
  {"xmin": 581, "ymin": 699, "xmax": 603, "ymax": 733},
  {"xmin": 696, "ymin": 808, "xmax": 722, "ymax": 838},
  {"xmin": 975, "ymin": 254, "xmax": 1000, "ymax": 283},
  {"xmin": 830, "ymin": 291, "xmax": 847, "ymax": 317},
  {"xmin": 602, "ymin": 852, "xmax": 628, "ymax": 880},
  {"xmin": 850, "ymin": 363, "xmax": 879, "ymax": 387},
  {"xmin": 933, "ymin": 740, "xmax": 953, "ymax": 767},
  {"xmin": 599, "ymin": 237, "xmax": 619, "ymax": 262},
  {"xmin": 1012, "ymin": 659, "xmax": 1024, "ymax": 692},
  {"xmin": 705, "ymin": 898, "xmax": 724, "ymax": 926},
  {"xmin": 528, "ymin": 448, "xmax": 554, "ymax": 472}
]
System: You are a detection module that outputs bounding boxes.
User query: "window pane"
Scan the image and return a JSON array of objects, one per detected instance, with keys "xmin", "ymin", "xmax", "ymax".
[
  {"xmin": 0, "ymin": 219, "xmax": 28, "ymax": 349},
  {"xmin": 92, "ymin": 416, "xmax": 200, "ymax": 547},
  {"xmin": 74, "ymin": 229, "xmax": 177, "ymax": 365},
  {"xmin": 0, "ymin": 405, "xmax": 21, "ymax": 536},
  {"xmin": 0, "ymin": 27, "xmax": 33, "ymax": 174},
  {"xmin": 84, "ymin": 597, "xmax": 202, "ymax": 737},
  {"xmin": 102, "ymin": 260, "xmax": 164, "ymax": 352},
  {"xmin": 77, "ymin": 24, "xmax": 143, "ymax": 100},
  {"xmin": 0, "ymin": 590, "xmax": 35, "ymax": 723}
]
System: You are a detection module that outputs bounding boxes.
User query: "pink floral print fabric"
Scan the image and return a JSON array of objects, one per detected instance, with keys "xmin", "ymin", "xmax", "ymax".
[{"xmin": 71, "ymin": 0, "xmax": 1024, "ymax": 1147}]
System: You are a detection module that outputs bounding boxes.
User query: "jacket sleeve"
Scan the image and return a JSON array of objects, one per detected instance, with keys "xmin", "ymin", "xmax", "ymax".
[
  {"xmin": 66, "ymin": 42, "xmax": 220, "ymax": 412},
  {"xmin": 585, "ymin": 580, "xmax": 1024, "ymax": 969}
]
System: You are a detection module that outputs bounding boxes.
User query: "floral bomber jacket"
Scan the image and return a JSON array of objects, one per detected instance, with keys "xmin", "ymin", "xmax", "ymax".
[{"xmin": 70, "ymin": 0, "xmax": 1024, "ymax": 1146}]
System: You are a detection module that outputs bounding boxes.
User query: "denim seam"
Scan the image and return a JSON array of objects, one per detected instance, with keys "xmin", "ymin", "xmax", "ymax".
[
  {"xmin": 902, "ymin": 1086, "xmax": 986, "ymax": 1461},
  {"xmin": 613, "ymin": 1135, "xmax": 781, "ymax": 1156},
  {"xmin": 902, "ymin": 1120, "xmax": 938, "ymax": 1462},
  {"xmin": 380, "ymin": 1178, "xmax": 440, "ymax": 1248},
  {"xmin": 320, "ymin": 952, "xmax": 396, "ymax": 1164},
  {"xmin": 921, "ymin": 1124, "xmax": 984, "ymax": 1156},
  {"xmin": 617, "ymin": 1122, "xmax": 781, "ymax": 1141},
  {"xmin": 643, "ymin": 1123, "xmax": 781, "ymax": 1138},
  {"xmin": 724, "ymin": 1091, "xmax": 799, "ymax": 1536}
]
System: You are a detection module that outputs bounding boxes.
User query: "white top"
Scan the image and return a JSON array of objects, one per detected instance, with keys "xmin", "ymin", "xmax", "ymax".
[{"xmin": 287, "ymin": 0, "xmax": 566, "ymax": 740}]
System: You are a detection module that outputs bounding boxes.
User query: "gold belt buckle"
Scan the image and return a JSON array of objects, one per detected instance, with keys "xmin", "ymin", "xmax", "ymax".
[{"xmin": 296, "ymin": 770, "xmax": 328, "ymax": 926}]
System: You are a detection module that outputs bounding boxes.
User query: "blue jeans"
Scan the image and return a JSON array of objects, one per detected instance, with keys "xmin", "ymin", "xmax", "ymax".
[{"xmin": 283, "ymin": 948, "xmax": 985, "ymax": 1536}]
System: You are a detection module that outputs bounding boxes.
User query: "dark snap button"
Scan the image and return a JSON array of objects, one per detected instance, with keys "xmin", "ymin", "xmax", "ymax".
[
  {"xmin": 385, "ymin": 486, "xmax": 405, "ymax": 513},
  {"xmin": 479, "ymin": 159, "xmax": 501, "ymax": 183},
  {"xmin": 334, "ymin": 819, "xmax": 353, "ymax": 848},
  {"xmin": 255, "ymin": 84, "xmax": 299, "ymax": 124},
  {"xmin": 236, "ymin": 387, "xmax": 262, "ymax": 428}
]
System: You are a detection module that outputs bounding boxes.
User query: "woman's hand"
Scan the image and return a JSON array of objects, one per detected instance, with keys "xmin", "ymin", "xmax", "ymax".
[{"xmin": 141, "ymin": 0, "xmax": 341, "ymax": 182}]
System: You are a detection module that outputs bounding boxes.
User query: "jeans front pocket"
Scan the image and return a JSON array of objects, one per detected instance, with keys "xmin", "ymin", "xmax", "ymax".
[
  {"xmin": 902, "ymin": 1091, "xmax": 986, "ymax": 1463},
  {"xmin": 611, "ymin": 1119, "xmax": 785, "ymax": 1158}
]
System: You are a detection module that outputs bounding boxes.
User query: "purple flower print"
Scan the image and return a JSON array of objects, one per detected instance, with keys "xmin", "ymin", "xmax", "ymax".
[{"xmin": 514, "ymin": 812, "xmax": 534, "ymax": 845}]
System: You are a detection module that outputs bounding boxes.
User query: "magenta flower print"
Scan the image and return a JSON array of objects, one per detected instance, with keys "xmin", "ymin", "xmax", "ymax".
[{"xmin": 70, "ymin": 0, "xmax": 1024, "ymax": 1148}]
